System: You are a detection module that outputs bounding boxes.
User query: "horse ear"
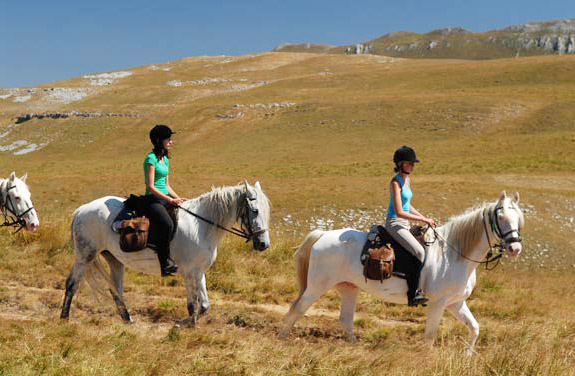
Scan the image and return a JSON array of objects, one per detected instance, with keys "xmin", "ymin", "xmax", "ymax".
[
  {"xmin": 243, "ymin": 180, "xmax": 249, "ymax": 192},
  {"xmin": 512, "ymin": 191, "xmax": 520, "ymax": 203},
  {"xmin": 20, "ymin": 173, "xmax": 27, "ymax": 183},
  {"xmin": 254, "ymin": 181, "xmax": 261, "ymax": 191},
  {"xmin": 9, "ymin": 171, "xmax": 16, "ymax": 182},
  {"xmin": 499, "ymin": 191, "xmax": 507, "ymax": 202}
]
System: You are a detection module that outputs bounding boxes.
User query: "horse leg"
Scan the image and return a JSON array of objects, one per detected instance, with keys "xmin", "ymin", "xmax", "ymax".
[
  {"xmin": 198, "ymin": 273, "xmax": 210, "ymax": 317},
  {"xmin": 424, "ymin": 298, "xmax": 448, "ymax": 346},
  {"xmin": 335, "ymin": 283, "xmax": 359, "ymax": 341},
  {"xmin": 101, "ymin": 251, "xmax": 131, "ymax": 323},
  {"xmin": 279, "ymin": 282, "xmax": 330, "ymax": 339},
  {"xmin": 446, "ymin": 300, "xmax": 479, "ymax": 355},
  {"xmin": 60, "ymin": 260, "xmax": 88, "ymax": 320}
]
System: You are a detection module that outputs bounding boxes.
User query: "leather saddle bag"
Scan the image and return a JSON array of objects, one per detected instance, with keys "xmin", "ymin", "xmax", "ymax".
[
  {"xmin": 363, "ymin": 243, "xmax": 395, "ymax": 283},
  {"xmin": 119, "ymin": 216, "xmax": 150, "ymax": 252}
]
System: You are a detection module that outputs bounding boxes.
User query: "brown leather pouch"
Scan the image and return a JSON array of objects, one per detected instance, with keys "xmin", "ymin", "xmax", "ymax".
[
  {"xmin": 363, "ymin": 244, "xmax": 395, "ymax": 282},
  {"xmin": 119, "ymin": 216, "xmax": 150, "ymax": 252}
]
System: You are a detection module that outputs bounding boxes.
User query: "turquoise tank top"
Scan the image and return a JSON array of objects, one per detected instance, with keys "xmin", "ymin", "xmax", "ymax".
[
  {"xmin": 143, "ymin": 152, "xmax": 169, "ymax": 195},
  {"xmin": 387, "ymin": 175, "xmax": 412, "ymax": 219}
]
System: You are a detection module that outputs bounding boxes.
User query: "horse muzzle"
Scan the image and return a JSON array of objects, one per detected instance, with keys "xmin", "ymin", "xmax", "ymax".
[
  {"xmin": 252, "ymin": 232, "xmax": 270, "ymax": 252},
  {"xmin": 506, "ymin": 241, "xmax": 522, "ymax": 258}
]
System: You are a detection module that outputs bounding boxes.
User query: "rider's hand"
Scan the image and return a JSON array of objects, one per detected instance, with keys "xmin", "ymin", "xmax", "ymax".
[
  {"xmin": 170, "ymin": 197, "xmax": 184, "ymax": 206},
  {"xmin": 424, "ymin": 217, "xmax": 436, "ymax": 228}
]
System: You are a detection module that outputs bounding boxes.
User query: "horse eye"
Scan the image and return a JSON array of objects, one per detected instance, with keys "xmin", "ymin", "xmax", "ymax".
[{"xmin": 15, "ymin": 196, "xmax": 21, "ymax": 201}]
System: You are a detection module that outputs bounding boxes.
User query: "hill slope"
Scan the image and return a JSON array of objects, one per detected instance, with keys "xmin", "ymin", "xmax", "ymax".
[{"xmin": 1, "ymin": 52, "xmax": 574, "ymax": 264}]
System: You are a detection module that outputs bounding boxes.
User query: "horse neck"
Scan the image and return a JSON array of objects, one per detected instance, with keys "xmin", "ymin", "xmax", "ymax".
[
  {"xmin": 186, "ymin": 185, "xmax": 243, "ymax": 239},
  {"xmin": 436, "ymin": 203, "xmax": 496, "ymax": 269}
]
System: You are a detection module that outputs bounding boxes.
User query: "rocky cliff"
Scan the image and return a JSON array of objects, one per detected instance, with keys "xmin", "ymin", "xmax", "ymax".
[{"xmin": 273, "ymin": 19, "xmax": 575, "ymax": 59}]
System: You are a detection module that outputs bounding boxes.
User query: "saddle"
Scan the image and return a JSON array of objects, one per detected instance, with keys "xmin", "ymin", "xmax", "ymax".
[
  {"xmin": 360, "ymin": 225, "xmax": 424, "ymax": 282},
  {"xmin": 113, "ymin": 194, "xmax": 179, "ymax": 253}
]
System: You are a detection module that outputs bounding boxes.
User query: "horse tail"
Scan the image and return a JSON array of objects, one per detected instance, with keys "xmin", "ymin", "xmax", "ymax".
[
  {"xmin": 293, "ymin": 230, "xmax": 324, "ymax": 298},
  {"xmin": 84, "ymin": 254, "xmax": 119, "ymax": 301}
]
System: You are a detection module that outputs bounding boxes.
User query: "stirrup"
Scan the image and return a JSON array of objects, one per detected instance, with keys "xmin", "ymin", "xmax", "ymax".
[
  {"xmin": 408, "ymin": 290, "xmax": 428, "ymax": 307},
  {"xmin": 161, "ymin": 258, "xmax": 178, "ymax": 277}
]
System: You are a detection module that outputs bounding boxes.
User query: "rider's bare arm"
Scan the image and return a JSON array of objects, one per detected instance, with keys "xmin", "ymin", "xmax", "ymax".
[{"xmin": 392, "ymin": 181, "xmax": 434, "ymax": 226}]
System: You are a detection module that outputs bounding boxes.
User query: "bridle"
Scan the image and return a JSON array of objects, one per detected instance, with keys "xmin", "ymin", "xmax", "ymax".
[
  {"xmin": 176, "ymin": 189, "xmax": 266, "ymax": 243},
  {"xmin": 428, "ymin": 203, "xmax": 522, "ymax": 270},
  {"xmin": 236, "ymin": 189, "xmax": 267, "ymax": 241},
  {"xmin": 486, "ymin": 204, "xmax": 522, "ymax": 245},
  {"xmin": 479, "ymin": 203, "xmax": 522, "ymax": 270},
  {"xmin": 0, "ymin": 185, "xmax": 35, "ymax": 233}
]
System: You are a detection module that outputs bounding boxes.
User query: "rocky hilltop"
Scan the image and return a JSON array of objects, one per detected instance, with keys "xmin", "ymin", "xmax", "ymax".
[{"xmin": 274, "ymin": 19, "xmax": 575, "ymax": 59}]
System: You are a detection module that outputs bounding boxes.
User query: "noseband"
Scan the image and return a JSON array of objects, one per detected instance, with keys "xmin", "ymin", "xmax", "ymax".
[{"xmin": 1, "ymin": 185, "xmax": 35, "ymax": 232}]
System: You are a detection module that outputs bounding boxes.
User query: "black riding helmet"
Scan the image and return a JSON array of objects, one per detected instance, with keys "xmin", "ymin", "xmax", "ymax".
[
  {"xmin": 149, "ymin": 125, "xmax": 175, "ymax": 146},
  {"xmin": 393, "ymin": 145, "xmax": 419, "ymax": 164}
]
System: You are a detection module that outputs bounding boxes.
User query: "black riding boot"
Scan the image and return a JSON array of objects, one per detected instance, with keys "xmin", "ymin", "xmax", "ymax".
[
  {"xmin": 157, "ymin": 248, "xmax": 178, "ymax": 277},
  {"xmin": 407, "ymin": 258, "xmax": 428, "ymax": 307}
]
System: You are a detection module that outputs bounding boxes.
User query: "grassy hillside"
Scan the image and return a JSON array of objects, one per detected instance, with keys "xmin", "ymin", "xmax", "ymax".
[{"xmin": 1, "ymin": 52, "xmax": 575, "ymax": 374}]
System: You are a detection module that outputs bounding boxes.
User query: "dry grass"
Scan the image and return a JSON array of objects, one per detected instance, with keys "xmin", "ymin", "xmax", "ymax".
[
  {"xmin": 0, "ymin": 229, "xmax": 574, "ymax": 375},
  {"xmin": 1, "ymin": 52, "xmax": 575, "ymax": 374}
]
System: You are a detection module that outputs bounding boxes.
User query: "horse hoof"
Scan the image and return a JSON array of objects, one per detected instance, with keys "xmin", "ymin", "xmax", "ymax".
[
  {"xmin": 177, "ymin": 317, "xmax": 196, "ymax": 328},
  {"xmin": 277, "ymin": 331, "xmax": 289, "ymax": 340}
]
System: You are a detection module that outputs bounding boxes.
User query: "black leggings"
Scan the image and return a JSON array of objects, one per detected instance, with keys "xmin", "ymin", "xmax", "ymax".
[{"xmin": 142, "ymin": 195, "xmax": 174, "ymax": 266}]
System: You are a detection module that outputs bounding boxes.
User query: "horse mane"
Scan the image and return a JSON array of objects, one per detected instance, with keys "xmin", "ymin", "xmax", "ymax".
[
  {"xmin": 182, "ymin": 183, "xmax": 271, "ymax": 229},
  {"xmin": 440, "ymin": 198, "xmax": 523, "ymax": 258},
  {"xmin": 441, "ymin": 202, "xmax": 493, "ymax": 258}
]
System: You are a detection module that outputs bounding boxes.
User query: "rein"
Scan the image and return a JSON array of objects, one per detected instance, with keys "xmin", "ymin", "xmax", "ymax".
[
  {"xmin": 175, "ymin": 188, "xmax": 266, "ymax": 242},
  {"xmin": 177, "ymin": 205, "xmax": 251, "ymax": 240},
  {"xmin": 0, "ymin": 185, "xmax": 34, "ymax": 233}
]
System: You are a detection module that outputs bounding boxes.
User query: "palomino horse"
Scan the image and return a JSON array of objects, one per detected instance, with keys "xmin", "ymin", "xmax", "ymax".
[
  {"xmin": 0, "ymin": 172, "xmax": 39, "ymax": 232},
  {"xmin": 280, "ymin": 191, "xmax": 523, "ymax": 352},
  {"xmin": 61, "ymin": 181, "xmax": 270, "ymax": 324}
]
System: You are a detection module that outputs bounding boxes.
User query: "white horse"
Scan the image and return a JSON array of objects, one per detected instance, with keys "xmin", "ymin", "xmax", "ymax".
[
  {"xmin": 60, "ymin": 181, "xmax": 270, "ymax": 324},
  {"xmin": 0, "ymin": 172, "xmax": 39, "ymax": 232},
  {"xmin": 280, "ymin": 191, "xmax": 523, "ymax": 352}
]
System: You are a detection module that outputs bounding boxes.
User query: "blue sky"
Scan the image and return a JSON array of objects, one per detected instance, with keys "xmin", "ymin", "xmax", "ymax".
[{"xmin": 1, "ymin": 0, "xmax": 572, "ymax": 87}]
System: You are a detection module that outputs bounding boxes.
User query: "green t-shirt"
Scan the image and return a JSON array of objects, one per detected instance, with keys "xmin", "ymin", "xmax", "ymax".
[{"xmin": 144, "ymin": 152, "xmax": 169, "ymax": 195}]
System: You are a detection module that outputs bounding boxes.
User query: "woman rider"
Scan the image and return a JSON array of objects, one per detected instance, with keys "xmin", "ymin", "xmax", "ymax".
[
  {"xmin": 144, "ymin": 125, "xmax": 185, "ymax": 276},
  {"xmin": 386, "ymin": 145, "xmax": 436, "ymax": 306}
]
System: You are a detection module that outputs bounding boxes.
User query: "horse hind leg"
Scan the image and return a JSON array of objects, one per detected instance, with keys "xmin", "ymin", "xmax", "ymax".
[
  {"xmin": 279, "ymin": 283, "xmax": 329, "ymax": 339},
  {"xmin": 60, "ymin": 260, "xmax": 88, "ymax": 320},
  {"xmin": 101, "ymin": 251, "xmax": 131, "ymax": 323},
  {"xmin": 335, "ymin": 282, "xmax": 359, "ymax": 341}
]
